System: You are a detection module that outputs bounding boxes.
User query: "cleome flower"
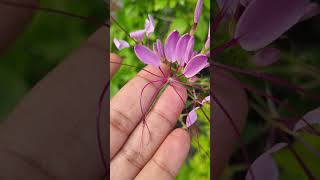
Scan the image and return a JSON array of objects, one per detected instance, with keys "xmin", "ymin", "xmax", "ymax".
[
  {"xmin": 134, "ymin": 30, "xmax": 209, "ymax": 78},
  {"xmin": 112, "ymin": 0, "xmax": 210, "ymax": 128}
]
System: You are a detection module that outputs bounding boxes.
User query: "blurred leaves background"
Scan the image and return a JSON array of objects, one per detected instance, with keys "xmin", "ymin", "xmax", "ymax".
[{"xmin": 211, "ymin": 2, "xmax": 320, "ymax": 179}]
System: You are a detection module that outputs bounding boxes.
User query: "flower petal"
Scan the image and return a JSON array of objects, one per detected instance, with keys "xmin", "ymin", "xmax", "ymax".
[
  {"xmin": 293, "ymin": 107, "xmax": 320, "ymax": 132},
  {"xmin": 246, "ymin": 143, "xmax": 287, "ymax": 180},
  {"xmin": 155, "ymin": 39, "xmax": 165, "ymax": 59},
  {"xmin": 253, "ymin": 48, "xmax": 281, "ymax": 67},
  {"xmin": 130, "ymin": 29, "xmax": 145, "ymax": 42},
  {"xmin": 183, "ymin": 55, "xmax": 208, "ymax": 78},
  {"xmin": 175, "ymin": 33, "xmax": 191, "ymax": 66},
  {"xmin": 194, "ymin": 0, "xmax": 203, "ymax": 23},
  {"xmin": 184, "ymin": 36, "xmax": 195, "ymax": 63},
  {"xmin": 134, "ymin": 45, "xmax": 161, "ymax": 67},
  {"xmin": 235, "ymin": 0, "xmax": 308, "ymax": 51},
  {"xmin": 164, "ymin": 30, "xmax": 180, "ymax": 62},
  {"xmin": 186, "ymin": 107, "xmax": 199, "ymax": 127},
  {"xmin": 113, "ymin": 38, "xmax": 130, "ymax": 50},
  {"xmin": 145, "ymin": 15, "xmax": 155, "ymax": 37},
  {"xmin": 201, "ymin": 96, "xmax": 210, "ymax": 104}
]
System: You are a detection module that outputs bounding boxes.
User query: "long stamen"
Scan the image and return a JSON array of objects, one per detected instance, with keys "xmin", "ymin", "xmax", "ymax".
[
  {"xmin": 110, "ymin": 61, "xmax": 162, "ymax": 78},
  {"xmin": 139, "ymin": 81, "xmax": 165, "ymax": 146},
  {"xmin": 110, "ymin": 15, "xmax": 137, "ymax": 43},
  {"xmin": 96, "ymin": 80, "xmax": 110, "ymax": 174},
  {"xmin": 169, "ymin": 84, "xmax": 187, "ymax": 106}
]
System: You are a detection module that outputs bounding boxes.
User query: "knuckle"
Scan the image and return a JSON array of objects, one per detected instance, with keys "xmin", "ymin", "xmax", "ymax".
[
  {"xmin": 110, "ymin": 108, "xmax": 133, "ymax": 136},
  {"xmin": 152, "ymin": 158, "xmax": 175, "ymax": 179},
  {"xmin": 120, "ymin": 147, "xmax": 145, "ymax": 169}
]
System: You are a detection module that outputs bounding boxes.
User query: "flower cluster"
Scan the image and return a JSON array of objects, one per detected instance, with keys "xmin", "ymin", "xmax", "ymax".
[{"xmin": 113, "ymin": 0, "xmax": 209, "ymax": 127}]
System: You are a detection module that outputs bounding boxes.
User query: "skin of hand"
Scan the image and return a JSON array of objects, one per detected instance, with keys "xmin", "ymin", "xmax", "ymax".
[
  {"xmin": 0, "ymin": 2, "xmax": 248, "ymax": 180},
  {"xmin": 110, "ymin": 54, "xmax": 190, "ymax": 180}
]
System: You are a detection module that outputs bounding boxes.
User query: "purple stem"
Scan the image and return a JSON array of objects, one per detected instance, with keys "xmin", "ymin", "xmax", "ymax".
[{"xmin": 96, "ymin": 80, "xmax": 109, "ymax": 175}]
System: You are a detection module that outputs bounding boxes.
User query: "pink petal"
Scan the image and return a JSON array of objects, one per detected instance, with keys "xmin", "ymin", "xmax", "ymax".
[
  {"xmin": 134, "ymin": 45, "xmax": 161, "ymax": 67},
  {"xmin": 235, "ymin": 0, "xmax": 308, "ymax": 51},
  {"xmin": 294, "ymin": 107, "xmax": 320, "ymax": 132},
  {"xmin": 186, "ymin": 107, "xmax": 199, "ymax": 127},
  {"xmin": 113, "ymin": 38, "xmax": 130, "ymax": 50},
  {"xmin": 164, "ymin": 30, "xmax": 180, "ymax": 62},
  {"xmin": 184, "ymin": 36, "xmax": 195, "ymax": 63},
  {"xmin": 175, "ymin": 33, "xmax": 191, "ymax": 66},
  {"xmin": 201, "ymin": 96, "xmax": 210, "ymax": 104},
  {"xmin": 145, "ymin": 15, "xmax": 155, "ymax": 37},
  {"xmin": 130, "ymin": 29, "xmax": 145, "ymax": 42},
  {"xmin": 253, "ymin": 48, "xmax": 281, "ymax": 67},
  {"xmin": 194, "ymin": 0, "xmax": 203, "ymax": 24},
  {"xmin": 246, "ymin": 143, "xmax": 287, "ymax": 180},
  {"xmin": 191, "ymin": 51, "xmax": 199, "ymax": 58},
  {"xmin": 155, "ymin": 39, "xmax": 165, "ymax": 59},
  {"xmin": 183, "ymin": 55, "xmax": 208, "ymax": 78}
]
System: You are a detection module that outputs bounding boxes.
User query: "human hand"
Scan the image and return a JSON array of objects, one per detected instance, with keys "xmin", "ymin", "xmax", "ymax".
[
  {"xmin": 110, "ymin": 54, "xmax": 190, "ymax": 180},
  {"xmin": 0, "ymin": 2, "xmax": 248, "ymax": 179}
]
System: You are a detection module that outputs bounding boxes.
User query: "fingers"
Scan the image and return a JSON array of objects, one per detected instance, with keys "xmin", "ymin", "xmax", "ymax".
[
  {"xmin": 110, "ymin": 65, "xmax": 169, "ymax": 158},
  {"xmin": 0, "ymin": 27, "xmax": 108, "ymax": 180},
  {"xmin": 134, "ymin": 129, "xmax": 190, "ymax": 180},
  {"xmin": 110, "ymin": 53, "xmax": 122, "ymax": 78},
  {"xmin": 0, "ymin": 0, "xmax": 39, "ymax": 53},
  {"xmin": 110, "ymin": 83, "xmax": 187, "ymax": 180},
  {"xmin": 212, "ymin": 68, "xmax": 248, "ymax": 179}
]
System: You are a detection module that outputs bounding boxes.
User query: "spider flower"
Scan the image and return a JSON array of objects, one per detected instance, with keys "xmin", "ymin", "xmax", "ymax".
[
  {"xmin": 186, "ymin": 96, "xmax": 210, "ymax": 127},
  {"xmin": 194, "ymin": 0, "xmax": 203, "ymax": 24},
  {"xmin": 113, "ymin": 38, "xmax": 129, "ymax": 50},
  {"xmin": 134, "ymin": 30, "xmax": 209, "ymax": 78},
  {"xmin": 129, "ymin": 15, "xmax": 155, "ymax": 42}
]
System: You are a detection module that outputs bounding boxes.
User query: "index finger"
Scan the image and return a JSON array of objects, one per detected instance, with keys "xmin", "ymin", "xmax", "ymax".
[{"xmin": 110, "ymin": 64, "xmax": 169, "ymax": 158}]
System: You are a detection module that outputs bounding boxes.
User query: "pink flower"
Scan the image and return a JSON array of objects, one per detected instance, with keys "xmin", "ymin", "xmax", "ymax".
[
  {"xmin": 113, "ymin": 38, "xmax": 129, "ymax": 50},
  {"xmin": 134, "ymin": 30, "xmax": 208, "ymax": 78},
  {"xmin": 194, "ymin": 0, "xmax": 203, "ymax": 24},
  {"xmin": 186, "ymin": 107, "xmax": 199, "ymax": 127},
  {"xmin": 130, "ymin": 29, "xmax": 146, "ymax": 42},
  {"xmin": 145, "ymin": 15, "xmax": 155, "ymax": 38},
  {"xmin": 186, "ymin": 96, "xmax": 210, "ymax": 128}
]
